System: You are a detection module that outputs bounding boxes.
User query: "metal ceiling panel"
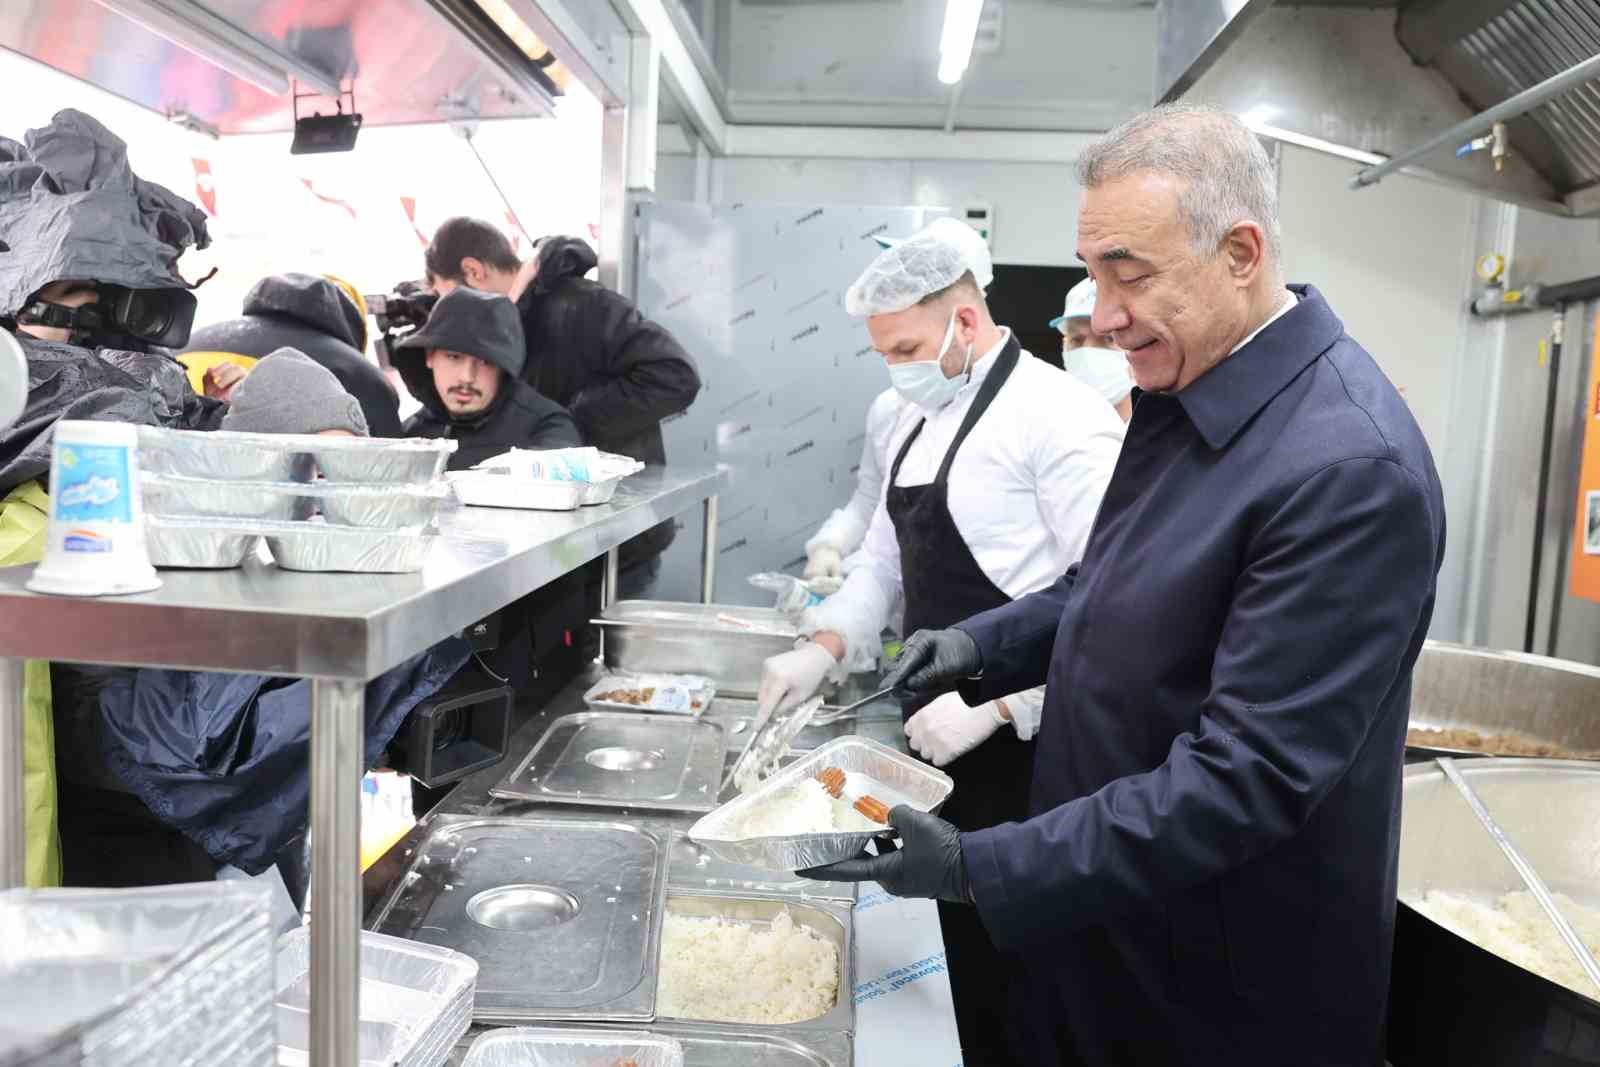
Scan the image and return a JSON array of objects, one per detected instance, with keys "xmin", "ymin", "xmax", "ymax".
[{"xmin": 0, "ymin": 0, "xmax": 557, "ymax": 135}]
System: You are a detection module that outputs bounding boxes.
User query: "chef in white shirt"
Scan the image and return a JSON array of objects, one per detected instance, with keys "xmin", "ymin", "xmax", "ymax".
[
  {"xmin": 803, "ymin": 226, "xmax": 993, "ymax": 586},
  {"xmin": 756, "ymin": 217, "xmax": 1124, "ymax": 1065}
]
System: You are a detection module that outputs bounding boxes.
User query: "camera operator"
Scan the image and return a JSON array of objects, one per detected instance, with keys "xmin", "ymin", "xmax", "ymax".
[
  {"xmin": 424, "ymin": 218, "xmax": 700, "ymax": 600},
  {"xmin": 0, "ymin": 109, "xmax": 231, "ymax": 887},
  {"xmin": 183, "ymin": 272, "xmax": 403, "ymax": 436}
]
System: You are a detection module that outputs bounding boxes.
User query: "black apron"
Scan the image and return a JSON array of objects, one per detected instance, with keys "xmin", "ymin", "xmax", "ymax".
[{"xmin": 887, "ymin": 334, "xmax": 1034, "ymax": 1067}]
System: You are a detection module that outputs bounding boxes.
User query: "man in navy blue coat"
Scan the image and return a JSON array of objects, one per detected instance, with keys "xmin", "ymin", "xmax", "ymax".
[{"xmin": 802, "ymin": 103, "xmax": 1447, "ymax": 1065}]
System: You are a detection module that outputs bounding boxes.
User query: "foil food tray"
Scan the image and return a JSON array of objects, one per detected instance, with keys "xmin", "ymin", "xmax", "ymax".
[
  {"xmin": 656, "ymin": 892, "xmax": 855, "ymax": 1037},
  {"xmin": 490, "ymin": 712, "xmax": 726, "ymax": 814},
  {"xmin": 315, "ymin": 439, "xmax": 454, "ymax": 485},
  {"xmin": 266, "ymin": 524, "xmax": 435, "ymax": 573},
  {"xmin": 690, "ymin": 737, "xmax": 952, "ymax": 872},
  {"xmin": 0, "ymin": 882, "xmax": 275, "ymax": 1067},
  {"xmin": 144, "ymin": 475, "xmax": 299, "ymax": 522},
  {"xmin": 146, "ymin": 518, "xmax": 260, "ymax": 569},
  {"xmin": 447, "ymin": 471, "xmax": 587, "ymax": 511},
  {"xmin": 139, "ymin": 427, "xmax": 454, "ymax": 485},
  {"xmin": 667, "ymin": 833, "xmax": 857, "ymax": 904},
  {"xmin": 370, "ymin": 817, "xmax": 667, "ymax": 1025},
  {"xmin": 461, "ymin": 1027, "xmax": 684, "ymax": 1067},
  {"xmin": 274, "ymin": 928, "xmax": 477, "ymax": 1067},
  {"xmin": 654, "ymin": 1025, "xmax": 852, "ymax": 1067},
  {"xmin": 138, "ymin": 426, "xmax": 302, "ymax": 482},
  {"xmin": 144, "ymin": 474, "xmax": 448, "ymax": 530},
  {"xmin": 583, "ymin": 674, "xmax": 716, "ymax": 716}
]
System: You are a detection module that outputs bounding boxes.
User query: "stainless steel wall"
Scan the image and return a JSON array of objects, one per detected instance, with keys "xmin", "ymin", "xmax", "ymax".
[{"xmin": 634, "ymin": 199, "xmax": 937, "ymax": 604}]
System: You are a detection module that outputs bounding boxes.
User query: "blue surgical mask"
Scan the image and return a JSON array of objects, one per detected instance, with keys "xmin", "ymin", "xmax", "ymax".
[{"xmin": 888, "ymin": 308, "xmax": 973, "ymax": 413}]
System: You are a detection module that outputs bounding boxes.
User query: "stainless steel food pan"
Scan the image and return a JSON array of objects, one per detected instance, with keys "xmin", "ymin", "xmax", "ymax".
[
  {"xmin": 657, "ymin": 891, "xmax": 855, "ymax": 1037},
  {"xmin": 1408, "ymin": 640, "xmax": 1600, "ymax": 758},
  {"xmin": 596, "ymin": 602, "xmax": 800, "ymax": 697}
]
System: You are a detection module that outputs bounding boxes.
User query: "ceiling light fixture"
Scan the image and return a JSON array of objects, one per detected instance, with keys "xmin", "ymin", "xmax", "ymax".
[
  {"xmin": 938, "ymin": 0, "xmax": 985, "ymax": 86},
  {"xmin": 1242, "ymin": 119, "xmax": 1387, "ymax": 167},
  {"xmin": 88, "ymin": 0, "xmax": 342, "ymax": 97}
]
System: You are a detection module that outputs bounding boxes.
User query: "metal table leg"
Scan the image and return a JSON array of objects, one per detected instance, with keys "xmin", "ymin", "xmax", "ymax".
[
  {"xmin": 310, "ymin": 679, "xmax": 364, "ymax": 1067},
  {"xmin": 602, "ymin": 546, "xmax": 620, "ymax": 610},
  {"xmin": 0, "ymin": 658, "xmax": 24, "ymax": 888},
  {"xmin": 701, "ymin": 495, "xmax": 719, "ymax": 604}
]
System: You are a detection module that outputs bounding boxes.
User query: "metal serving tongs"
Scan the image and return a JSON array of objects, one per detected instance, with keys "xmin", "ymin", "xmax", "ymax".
[{"xmin": 810, "ymin": 685, "xmax": 899, "ymax": 726}]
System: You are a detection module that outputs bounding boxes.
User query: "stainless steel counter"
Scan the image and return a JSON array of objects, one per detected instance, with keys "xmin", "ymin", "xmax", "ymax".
[
  {"xmin": 0, "ymin": 467, "xmax": 726, "ymax": 1067},
  {"xmin": 0, "ymin": 468, "xmax": 724, "ymax": 680}
]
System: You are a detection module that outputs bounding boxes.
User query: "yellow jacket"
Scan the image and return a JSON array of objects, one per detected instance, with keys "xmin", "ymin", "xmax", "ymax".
[{"xmin": 0, "ymin": 480, "xmax": 61, "ymax": 886}]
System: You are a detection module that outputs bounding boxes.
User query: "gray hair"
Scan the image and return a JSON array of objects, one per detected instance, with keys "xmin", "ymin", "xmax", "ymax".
[{"xmin": 1077, "ymin": 103, "xmax": 1281, "ymax": 262}]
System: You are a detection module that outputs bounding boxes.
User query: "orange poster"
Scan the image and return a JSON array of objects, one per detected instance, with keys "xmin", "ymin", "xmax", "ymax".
[{"xmin": 1570, "ymin": 315, "xmax": 1600, "ymax": 601}]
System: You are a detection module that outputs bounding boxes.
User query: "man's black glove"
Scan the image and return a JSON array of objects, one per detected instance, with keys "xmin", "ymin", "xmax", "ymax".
[
  {"xmin": 883, "ymin": 628, "xmax": 982, "ymax": 698},
  {"xmin": 798, "ymin": 805, "xmax": 973, "ymax": 904}
]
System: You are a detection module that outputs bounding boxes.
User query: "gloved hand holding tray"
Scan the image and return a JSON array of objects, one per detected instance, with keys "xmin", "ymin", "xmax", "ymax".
[{"xmin": 690, "ymin": 736, "xmax": 952, "ymax": 871}]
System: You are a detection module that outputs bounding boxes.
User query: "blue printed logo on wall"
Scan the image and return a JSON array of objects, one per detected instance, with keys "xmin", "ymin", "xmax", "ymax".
[{"xmin": 55, "ymin": 444, "xmax": 133, "ymax": 528}]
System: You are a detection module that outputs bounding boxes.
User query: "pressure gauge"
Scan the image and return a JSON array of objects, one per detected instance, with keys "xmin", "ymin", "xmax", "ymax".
[{"xmin": 1476, "ymin": 252, "xmax": 1506, "ymax": 284}]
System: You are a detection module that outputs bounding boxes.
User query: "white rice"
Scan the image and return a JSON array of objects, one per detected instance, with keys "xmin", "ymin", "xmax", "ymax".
[
  {"xmin": 1408, "ymin": 889, "xmax": 1600, "ymax": 1000},
  {"xmin": 731, "ymin": 779, "xmax": 882, "ymax": 837},
  {"xmin": 657, "ymin": 909, "xmax": 839, "ymax": 1024}
]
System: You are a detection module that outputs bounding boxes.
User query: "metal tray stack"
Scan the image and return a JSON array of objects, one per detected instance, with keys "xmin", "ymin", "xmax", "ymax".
[
  {"xmin": 0, "ymin": 882, "xmax": 276, "ymax": 1067},
  {"xmin": 137, "ymin": 427, "xmax": 455, "ymax": 573},
  {"xmin": 274, "ymin": 928, "xmax": 477, "ymax": 1067}
]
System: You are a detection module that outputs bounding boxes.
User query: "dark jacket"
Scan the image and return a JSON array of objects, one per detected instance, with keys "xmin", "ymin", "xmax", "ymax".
[
  {"xmin": 186, "ymin": 273, "xmax": 404, "ymax": 438},
  {"xmin": 393, "ymin": 287, "xmax": 581, "ymax": 470},
  {"xmin": 518, "ymin": 238, "xmax": 701, "ymax": 560},
  {"xmin": 97, "ymin": 639, "xmax": 469, "ymax": 874},
  {"xmin": 954, "ymin": 287, "xmax": 1446, "ymax": 1066}
]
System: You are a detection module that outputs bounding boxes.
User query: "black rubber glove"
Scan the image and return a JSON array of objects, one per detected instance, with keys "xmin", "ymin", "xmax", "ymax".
[
  {"xmin": 798, "ymin": 805, "xmax": 973, "ymax": 904},
  {"xmin": 883, "ymin": 628, "xmax": 983, "ymax": 698}
]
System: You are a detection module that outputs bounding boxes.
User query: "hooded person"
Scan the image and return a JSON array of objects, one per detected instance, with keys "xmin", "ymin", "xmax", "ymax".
[
  {"xmin": 0, "ymin": 108, "xmax": 224, "ymax": 887},
  {"xmin": 1051, "ymin": 277, "xmax": 1134, "ymax": 421},
  {"xmin": 184, "ymin": 273, "xmax": 402, "ymax": 437},
  {"xmin": 424, "ymin": 221, "xmax": 700, "ymax": 597},
  {"xmin": 392, "ymin": 286, "xmax": 581, "ymax": 468}
]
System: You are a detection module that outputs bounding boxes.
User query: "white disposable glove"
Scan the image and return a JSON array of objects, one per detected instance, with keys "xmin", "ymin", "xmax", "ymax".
[
  {"xmin": 756, "ymin": 642, "xmax": 838, "ymax": 730},
  {"xmin": 804, "ymin": 545, "xmax": 844, "ymax": 580},
  {"xmin": 904, "ymin": 691, "xmax": 1006, "ymax": 767}
]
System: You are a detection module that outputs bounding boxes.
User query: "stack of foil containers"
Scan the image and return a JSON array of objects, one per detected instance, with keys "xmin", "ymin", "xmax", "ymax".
[
  {"xmin": 137, "ymin": 428, "xmax": 456, "ymax": 574},
  {"xmin": 0, "ymin": 882, "xmax": 276, "ymax": 1066},
  {"xmin": 273, "ymin": 929, "xmax": 477, "ymax": 1067}
]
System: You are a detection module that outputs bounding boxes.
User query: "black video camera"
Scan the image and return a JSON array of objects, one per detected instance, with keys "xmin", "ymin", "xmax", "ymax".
[
  {"xmin": 364, "ymin": 283, "xmax": 438, "ymax": 369},
  {"xmin": 19, "ymin": 284, "xmax": 197, "ymax": 351}
]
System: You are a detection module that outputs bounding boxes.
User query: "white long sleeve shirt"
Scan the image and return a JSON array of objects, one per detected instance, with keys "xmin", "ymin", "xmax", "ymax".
[
  {"xmin": 805, "ymin": 330, "xmax": 1126, "ymax": 739},
  {"xmin": 805, "ymin": 387, "xmax": 905, "ymax": 569}
]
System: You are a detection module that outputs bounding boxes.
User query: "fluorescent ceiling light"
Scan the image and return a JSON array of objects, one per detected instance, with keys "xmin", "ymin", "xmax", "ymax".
[
  {"xmin": 1243, "ymin": 119, "xmax": 1387, "ymax": 166},
  {"xmin": 938, "ymin": 0, "xmax": 984, "ymax": 86},
  {"xmin": 89, "ymin": 0, "xmax": 341, "ymax": 97}
]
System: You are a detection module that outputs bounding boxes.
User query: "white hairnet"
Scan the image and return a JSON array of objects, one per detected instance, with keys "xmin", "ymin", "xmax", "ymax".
[{"xmin": 846, "ymin": 217, "xmax": 994, "ymax": 317}]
